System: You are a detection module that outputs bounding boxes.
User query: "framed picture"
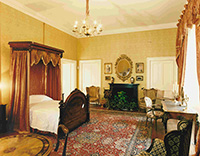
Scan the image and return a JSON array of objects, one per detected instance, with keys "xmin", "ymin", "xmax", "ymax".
[
  {"xmin": 105, "ymin": 76, "xmax": 111, "ymax": 81},
  {"xmin": 136, "ymin": 63, "xmax": 144, "ymax": 73},
  {"xmin": 104, "ymin": 63, "xmax": 112, "ymax": 74},
  {"xmin": 136, "ymin": 75, "xmax": 143, "ymax": 81}
]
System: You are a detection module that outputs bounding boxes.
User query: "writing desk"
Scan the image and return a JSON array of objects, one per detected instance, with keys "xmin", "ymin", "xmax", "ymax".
[{"xmin": 162, "ymin": 100, "xmax": 199, "ymax": 144}]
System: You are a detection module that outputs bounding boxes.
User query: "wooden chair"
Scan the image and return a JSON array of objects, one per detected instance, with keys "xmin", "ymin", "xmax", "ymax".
[
  {"xmin": 144, "ymin": 97, "xmax": 165, "ymax": 130},
  {"xmin": 136, "ymin": 119, "xmax": 193, "ymax": 156},
  {"xmin": 86, "ymin": 86, "xmax": 100, "ymax": 105}
]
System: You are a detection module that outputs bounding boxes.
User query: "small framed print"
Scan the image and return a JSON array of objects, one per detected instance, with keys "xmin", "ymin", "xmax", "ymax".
[
  {"xmin": 136, "ymin": 75, "xmax": 143, "ymax": 81},
  {"xmin": 105, "ymin": 76, "xmax": 111, "ymax": 81},
  {"xmin": 136, "ymin": 63, "xmax": 144, "ymax": 73},
  {"xmin": 104, "ymin": 63, "xmax": 112, "ymax": 74}
]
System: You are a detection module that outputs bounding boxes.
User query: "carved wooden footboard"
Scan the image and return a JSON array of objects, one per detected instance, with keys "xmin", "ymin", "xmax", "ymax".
[
  {"xmin": 55, "ymin": 89, "xmax": 90, "ymax": 156},
  {"xmin": 59, "ymin": 88, "xmax": 90, "ymax": 132}
]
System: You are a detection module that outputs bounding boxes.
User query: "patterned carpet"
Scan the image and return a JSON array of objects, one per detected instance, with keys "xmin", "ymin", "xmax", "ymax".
[{"xmin": 48, "ymin": 109, "xmax": 152, "ymax": 156}]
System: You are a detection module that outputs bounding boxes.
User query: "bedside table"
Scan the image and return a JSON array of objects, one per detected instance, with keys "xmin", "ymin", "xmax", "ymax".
[{"xmin": 0, "ymin": 104, "xmax": 7, "ymax": 133}]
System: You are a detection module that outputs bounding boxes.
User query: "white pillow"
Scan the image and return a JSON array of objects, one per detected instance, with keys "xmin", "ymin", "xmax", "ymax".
[{"xmin": 29, "ymin": 95, "xmax": 53, "ymax": 104}]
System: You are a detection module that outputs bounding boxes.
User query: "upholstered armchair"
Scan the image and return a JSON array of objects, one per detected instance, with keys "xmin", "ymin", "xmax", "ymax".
[
  {"xmin": 136, "ymin": 119, "xmax": 193, "ymax": 156},
  {"xmin": 144, "ymin": 97, "xmax": 165, "ymax": 130},
  {"xmin": 139, "ymin": 88, "xmax": 164, "ymax": 111},
  {"xmin": 86, "ymin": 86, "xmax": 100, "ymax": 104}
]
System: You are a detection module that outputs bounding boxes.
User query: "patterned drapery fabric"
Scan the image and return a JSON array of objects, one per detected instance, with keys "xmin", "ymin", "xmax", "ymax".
[
  {"xmin": 176, "ymin": 0, "xmax": 200, "ymax": 155},
  {"xmin": 176, "ymin": 0, "xmax": 200, "ymax": 92}
]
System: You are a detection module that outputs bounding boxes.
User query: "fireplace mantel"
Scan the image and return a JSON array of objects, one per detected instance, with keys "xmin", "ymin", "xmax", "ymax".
[{"xmin": 109, "ymin": 83, "xmax": 139, "ymax": 107}]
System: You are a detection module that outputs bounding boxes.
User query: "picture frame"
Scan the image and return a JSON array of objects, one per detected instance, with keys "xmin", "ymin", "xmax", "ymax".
[
  {"xmin": 105, "ymin": 76, "xmax": 111, "ymax": 81},
  {"xmin": 136, "ymin": 75, "xmax": 143, "ymax": 81},
  {"xmin": 104, "ymin": 63, "xmax": 112, "ymax": 74},
  {"xmin": 136, "ymin": 63, "xmax": 144, "ymax": 73}
]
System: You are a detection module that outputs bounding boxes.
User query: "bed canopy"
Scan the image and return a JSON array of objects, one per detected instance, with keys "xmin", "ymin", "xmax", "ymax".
[{"xmin": 8, "ymin": 41, "xmax": 64, "ymax": 132}]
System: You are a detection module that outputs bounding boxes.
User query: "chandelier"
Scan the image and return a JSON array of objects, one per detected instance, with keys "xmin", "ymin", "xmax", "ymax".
[{"xmin": 72, "ymin": 0, "xmax": 103, "ymax": 37}]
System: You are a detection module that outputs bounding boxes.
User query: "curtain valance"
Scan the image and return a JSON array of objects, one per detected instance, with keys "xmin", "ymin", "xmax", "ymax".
[
  {"xmin": 9, "ymin": 41, "xmax": 63, "ymax": 67},
  {"xmin": 176, "ymin": 0, "xmax": 200, "ymax": 93},
  {"xmin": 30, "ymin": 49, "xmax": 60, "ymax": 67},
  {"xmin": 176, "ymin": 0, "xmax": 200, "ymax": 59}
]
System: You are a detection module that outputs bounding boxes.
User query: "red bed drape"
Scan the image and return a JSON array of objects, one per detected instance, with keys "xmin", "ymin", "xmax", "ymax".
[
  {"xmin": 47, "ymin": 62, "xmax": 61, "ymax": 100},
  {"xmin": 30, "ymin": 61, "xmax": 46, "ymax": 95},
  {"xmin": 8, "ymin": 42, "xmax": 63, "ymax": 133},
  {"xmin": 8, "ymin": 51, "xmax": 30, "ymax": 132}
]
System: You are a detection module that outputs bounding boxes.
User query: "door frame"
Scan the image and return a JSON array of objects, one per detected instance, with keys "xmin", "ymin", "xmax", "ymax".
[
  {"xmin": 79, "ymin": 59, "xmax": 101, "ymax": 93},
  {"xmin": 61, "ymin": 58, "xmax": 77, "ymax": 94},
  {"xmin": 147, "ymin": 56, "xmax": 177, "ymax": 89}
]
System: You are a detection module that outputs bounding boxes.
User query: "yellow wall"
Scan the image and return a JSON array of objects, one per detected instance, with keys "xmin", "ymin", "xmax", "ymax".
[
  {"xmin": 0, "ymin": 3, "xmax": 77, "ymax": 104},
  {"xmin": 44, "ymin": 24, "xmax": 77, "ymax": 60},
  {"xmin": 77, "ymin": 28, "xmax": 177, "ymax": 98},
  {"xmin": 0, "ymin": 2, "xmax": 177, "ymax": 104}
]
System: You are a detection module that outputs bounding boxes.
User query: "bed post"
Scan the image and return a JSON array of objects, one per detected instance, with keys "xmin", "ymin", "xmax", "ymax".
[{"xmin": 86, "ymin": 93, "xmax": 90, "ymax": 122}]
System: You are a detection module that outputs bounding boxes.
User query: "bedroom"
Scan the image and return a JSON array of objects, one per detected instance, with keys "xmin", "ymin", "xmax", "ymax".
[{"xmin": 0, "ymin": 0, "xmax": 200, "ymax": 155}]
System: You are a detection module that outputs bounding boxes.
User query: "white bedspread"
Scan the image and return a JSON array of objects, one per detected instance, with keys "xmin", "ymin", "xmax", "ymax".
[{"xmin": 29, "ymin": 100, "xmax": 60, "ymax": 134}]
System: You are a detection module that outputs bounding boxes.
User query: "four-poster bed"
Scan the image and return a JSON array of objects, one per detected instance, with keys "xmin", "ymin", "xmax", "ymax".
[{"xmin": 8, "ymin": 41, "xmax": 90, "ymax": 135}]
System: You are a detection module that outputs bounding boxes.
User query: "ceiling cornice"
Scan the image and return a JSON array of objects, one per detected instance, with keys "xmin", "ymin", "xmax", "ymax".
[
  {"xmin": 0, "ymin": 0, "xmax": 76, "ymax": 37},
  {"xmin": 0, "ymin": 0, "xmax": 177, "ymax": 39},
  {"xmin": 102, "ymin": 22, "xmax": 177, "ymax": 36}
]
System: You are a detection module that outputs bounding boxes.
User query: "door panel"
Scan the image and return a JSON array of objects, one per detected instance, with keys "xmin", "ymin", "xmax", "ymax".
[
  {"xmin": 79, "ymin": 60, "xmax": 101, "ymax": 94},
  {"xmin": 61, "ymin": 59, "xmax": 77, "ymax": 99},
  {"xmin": 147, "ymin": 57, "xmax": 177, "ymax": 98}
]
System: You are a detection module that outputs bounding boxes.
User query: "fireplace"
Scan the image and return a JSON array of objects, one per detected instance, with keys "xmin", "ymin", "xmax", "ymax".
[{"xmin": 109, "ymin": 83, "xmax": 139, "ymax": 107}]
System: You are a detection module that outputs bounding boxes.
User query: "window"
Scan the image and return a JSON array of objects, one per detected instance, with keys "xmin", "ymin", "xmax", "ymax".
[{"xmin": 184, "ymin": 25, "xmax": 200, "ymax": 115}]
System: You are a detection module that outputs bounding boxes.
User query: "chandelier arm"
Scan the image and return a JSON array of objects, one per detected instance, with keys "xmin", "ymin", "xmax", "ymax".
[
  {"xmin": 72, "ymin": 0, "xmax": 102, "ymax": 37},
  {"xmin": 86, "ymin": 0, "xmax": 89, "ymax": 16}
]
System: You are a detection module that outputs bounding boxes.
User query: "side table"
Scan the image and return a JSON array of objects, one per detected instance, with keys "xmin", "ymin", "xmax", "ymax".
[
  {"xmin": 0, "ymin": 104, "xmax": 7, "ymax": 133},
  {"xmin": 100, "ymin": 99, "xmax": 107, "ymax": 108}
]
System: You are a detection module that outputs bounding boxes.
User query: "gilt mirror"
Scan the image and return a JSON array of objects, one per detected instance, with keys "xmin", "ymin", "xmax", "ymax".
[{"xmin": 115, "ymin": 54, "xmax": 133, "ymax": 81}]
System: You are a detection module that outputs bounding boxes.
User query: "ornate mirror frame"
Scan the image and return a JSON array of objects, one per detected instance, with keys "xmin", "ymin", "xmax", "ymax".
[{"xmin": 115, "ymin": 54, "xmax": 133, "ymax": 81}]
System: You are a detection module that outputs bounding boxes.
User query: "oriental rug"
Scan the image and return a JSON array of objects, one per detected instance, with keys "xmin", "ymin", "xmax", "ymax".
[
  {"xmin": 48, "ymin": 109, "xmax": 152, "ymax": 156},
  {"xmin": 0, "ymin": 133, "xmax": 52, "ymax": 156}
]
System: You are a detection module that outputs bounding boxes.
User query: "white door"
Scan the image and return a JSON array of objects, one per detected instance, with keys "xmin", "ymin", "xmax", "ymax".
[
  {"xmin": 147, "ymin": 57, "xmax": 178, "ymax": 98},
  {"xmin": 61, "ymin": 59, "xmax": 77, "ymax": 99},
  {"xmin": 79, "ymin": 60, "xmax": 101, "ymax": 94}
]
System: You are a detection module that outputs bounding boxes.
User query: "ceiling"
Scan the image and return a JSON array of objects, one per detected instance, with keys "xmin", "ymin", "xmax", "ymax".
[{"xmin": 1, "ymin": 0, "xmax": 186, "ymax": 38}]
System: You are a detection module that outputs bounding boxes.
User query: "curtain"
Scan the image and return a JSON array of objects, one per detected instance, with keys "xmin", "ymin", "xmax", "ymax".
[
  {"xmin": 7, "ymin": 43, "xmax": 62, "ymax": 133},
  {"xmin": 30, "ymin": 61, "xmax": 46, "ymax": 95},
  {"xmin": 30, "ymin": 49, "xmax": 61, "ymax": 98},
  {"xmin": 176, "ymin": 1, "xmax": 200, "ymax": 154},
  {"xmin": 195, "ymin": 24, "xmax": 200, "ymax": 156},
  {"xmin": 8, "ymin": 51, "xmax": 30, "ymax": 132},
  {"xmin": 176, "ymin": 34, "xmax": 188, "ymax": 94},
  {"xmin": 196, "ymin": 26, "xmax": 200, "ymax": 86},
  {"xmin": 46, "ymin": 62, "xmax": 61, "ymax": 100}
]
